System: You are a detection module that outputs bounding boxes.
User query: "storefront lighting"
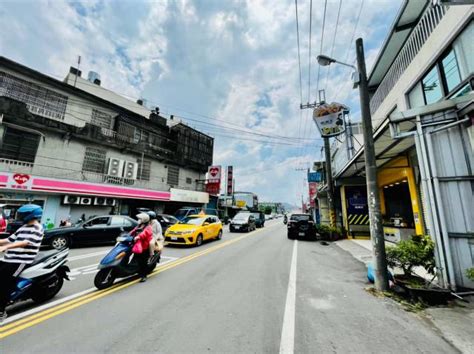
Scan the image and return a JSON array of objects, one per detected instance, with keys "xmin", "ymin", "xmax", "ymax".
[
  {"xmin": 389, "ymin": 184, "xmax": 394, "ymax": 187},
  {"xmin": 402, "ymin": 180, "xmax": 407, "ymax": 183},
  {"xmin": 384, "ymin": 186, "xmax": 388, "ymax": 189},
  {"xmin": 395, "ymin": 182, "xmax": 400, "ymax": 185}
]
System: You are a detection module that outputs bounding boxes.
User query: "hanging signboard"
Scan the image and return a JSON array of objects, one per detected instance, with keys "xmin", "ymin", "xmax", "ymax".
[
  {"xmin": 308, "ymin": 172, "xmax": 322, "ymax": 183},
  {"xmin": 308, "ymin": 182, "xmax": 318, "ymax": 207},
  {"xmin": 207, "ymin": 165, "xmax": 221, "ymax": 183},
  {"xmin": 227, "ymin": 166, "xmax": 233, "ymax": 195},
  {"xmin": 312, "ymin": 102, "xmax": 349, "ymax": 137}
]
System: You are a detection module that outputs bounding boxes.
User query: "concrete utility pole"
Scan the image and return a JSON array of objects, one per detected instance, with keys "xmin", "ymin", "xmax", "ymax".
[
  {"xmin": 356, "ymin": 38, "xmax": 389, "ymax": 291},
  {"xmin": 324, "ymin": 137, "xmax": 336, "ymax": 227}
]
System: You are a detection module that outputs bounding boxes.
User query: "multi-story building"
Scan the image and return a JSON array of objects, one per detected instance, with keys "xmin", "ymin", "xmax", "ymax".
[
  {"xmin": 0, "ymin": 56, "xmax": 213, "ymax": 226},
  {"xmin": 331, "ymin": 1, "xmax": 473, "ymax": 289}
]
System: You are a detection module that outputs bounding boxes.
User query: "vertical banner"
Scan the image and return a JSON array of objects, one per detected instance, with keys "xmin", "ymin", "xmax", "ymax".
[
  {"xmin": 227, "ymin": 166, "xmax": 233, "ymax": 195},
  {"xmin": 308, "ymin": 182, "xmax": 318, "ymax": 207},
  {"xmin": 312, "ymin": 102, "xmax": 349, "ymax": 137}
]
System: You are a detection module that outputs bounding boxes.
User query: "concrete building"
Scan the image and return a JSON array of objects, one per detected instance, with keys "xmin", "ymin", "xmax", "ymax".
[
  {"xmin": 331, "ymin": 1, "xmax": 473, "ymax": 289},
  {"xmin": 0, "ymin": 56, "xmax": 212, "ymax": 226}
]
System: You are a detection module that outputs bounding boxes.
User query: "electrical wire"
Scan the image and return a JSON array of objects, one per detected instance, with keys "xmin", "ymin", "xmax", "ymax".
[
  {"xmin": 316, "ymin": 0, "xmax": 328, "ymax": 99},
  {"xmin": 307, "ymin": 0, "xmax": 313, "ymax": 103},
  {"xmin": 324, "ymin": 0, "xmax": 343, "ymax": 91},
  {"xmin": 295, "ymin": 0, "xmax": 303, "ymax": 106}
]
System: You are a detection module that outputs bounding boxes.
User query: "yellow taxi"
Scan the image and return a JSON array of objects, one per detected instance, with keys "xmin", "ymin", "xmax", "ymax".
[{"xmin": 165, "ymin": 214, "xmax": 223, "ymax": 246}]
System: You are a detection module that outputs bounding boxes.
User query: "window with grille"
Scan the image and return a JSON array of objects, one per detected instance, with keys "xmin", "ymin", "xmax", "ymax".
[
  {"xmin": 167, "ymin": 165, "xmax": 179, "ymax": 186},
  {"xmin": 0, "ymin": 71, "xmax": 68, "ymax": 120},
  {"xmin": 91, "ymin": 109, "xmax": 113, "ymax": 128},
  {"xmin": 82, "ymin": 147, "xmax": 106, "ymax": 173},
  {"xmin": 0, "ymin": 127, "xmax": 40, "ymax": 163},
  {"xmin": 137, "ymin": 159, "xmax": 151, "ymax": 181},
  {"xmin": 186, "ymin": 177, "xmax": 192, "ymax": 184}
]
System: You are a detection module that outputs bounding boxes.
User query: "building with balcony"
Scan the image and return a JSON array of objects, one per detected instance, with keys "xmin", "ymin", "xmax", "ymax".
[
  {"xmin": 0, "ymin": 56, "xmax": 212, "ymax": 226},
  {"xmin": 330, "ymin": 1, "xmax": 473, "ymax": 289}
]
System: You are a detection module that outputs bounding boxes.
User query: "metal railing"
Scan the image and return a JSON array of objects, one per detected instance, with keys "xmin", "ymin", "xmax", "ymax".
[
  {"xmin": 370, "ymin": 5, "xmax": 447, "ymax": 116},
  {"xmin": 0, "ymin": 158, "xmax": 34, "ymax": 173}
]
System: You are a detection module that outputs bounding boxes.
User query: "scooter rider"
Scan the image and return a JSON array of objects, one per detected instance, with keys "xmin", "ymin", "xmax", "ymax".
[
  {"xmin": 0, "ymin": 204, "xmax": 44, "ymax": 322},
  {"xmin": 147, "ymin": 211, "xmax": 163, "ymax": 260},
  {"xmin": 132, "ymin": 213, "xmax": 153, "ymax": 283}
]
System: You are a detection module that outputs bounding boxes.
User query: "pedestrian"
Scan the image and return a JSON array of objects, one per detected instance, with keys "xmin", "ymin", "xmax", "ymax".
[
  {"xmin": 131, "ymin": 213, "xmax": 153, "ymax": 283},
  {"xmin": 0, "ymin": 204, "xmax": 44, "ymax": 322},
  {"xmin": 147, "ymin": 211, "xmax": 164, "ymax": 261},
  {"xmin": 0, "ymin": 208, "xmax": 7, "ymax": 233}
]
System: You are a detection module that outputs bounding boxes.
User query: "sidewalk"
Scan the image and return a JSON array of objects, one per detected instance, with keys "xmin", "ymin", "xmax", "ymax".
[{"xmin": 336, "ymin": 239, "xmax": 474, "ymax": 354}]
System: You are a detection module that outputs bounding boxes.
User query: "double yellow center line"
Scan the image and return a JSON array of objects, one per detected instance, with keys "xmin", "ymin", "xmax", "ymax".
[{"xmin": 0, "ymin": 225, "xmax": 272, "ymax": 339}]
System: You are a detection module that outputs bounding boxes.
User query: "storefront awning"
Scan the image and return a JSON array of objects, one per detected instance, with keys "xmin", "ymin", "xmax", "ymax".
[
  {"xmin": 334, "ymin": 119, "xmax": 416, "ymax": 180},
  {"xmin": 0, "ymin": 172, "xmax": 171, "ymax": 201}
]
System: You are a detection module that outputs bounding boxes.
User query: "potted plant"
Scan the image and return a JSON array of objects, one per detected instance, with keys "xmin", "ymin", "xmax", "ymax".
[{"xmin": 386, "ymin": 235, "xmax": 451, "ymax": 304}]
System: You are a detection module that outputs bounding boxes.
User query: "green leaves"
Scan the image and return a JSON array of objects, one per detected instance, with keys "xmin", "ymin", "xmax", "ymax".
[{"xmin": 386, "ymin": 235, "xmax": 436, "ymax": 275}]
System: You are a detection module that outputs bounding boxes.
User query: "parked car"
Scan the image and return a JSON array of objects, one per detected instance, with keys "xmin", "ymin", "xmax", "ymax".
[
  {"xmin": 156, "ymin": 214, "xmax": 179, "ymax": 232},
  {"xmin": 287, "ymin": 214, "xmax": 316, "ymax": 240},
  {"xmin": 252, "ymin": 211, "xmax": 265, "ymax": 228},
  {"xmin": 43, "ymin": 215, "xmax": 138, "ymax": 249},
  {"xmin": 165, "ymin": 214, "xmax": 223, "ymax": 246},
  {"xmin": 230, "ymin": 213, "xmax": 256, "ymax": 232}
]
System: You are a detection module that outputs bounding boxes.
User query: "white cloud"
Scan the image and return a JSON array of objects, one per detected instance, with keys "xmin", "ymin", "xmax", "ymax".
[{"xmin": 0, "ymin": 0, "xmax": 402, "ymax": 204}]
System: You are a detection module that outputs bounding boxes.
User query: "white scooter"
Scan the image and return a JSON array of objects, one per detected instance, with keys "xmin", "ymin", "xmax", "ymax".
[{"xmin": 7, "ymin": 248, "xmax": 70, "ymax": 305}]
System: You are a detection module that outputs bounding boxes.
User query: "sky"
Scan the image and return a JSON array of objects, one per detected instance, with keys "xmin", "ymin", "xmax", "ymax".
[{"xmin": 0, "ymin": 0, "xmax": 402, "ymax": 205}]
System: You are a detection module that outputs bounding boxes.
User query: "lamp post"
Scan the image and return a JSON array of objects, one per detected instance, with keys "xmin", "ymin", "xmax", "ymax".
[{"xmin": 316, "ymin": 38, "xmax": 389, "ymax": 292}]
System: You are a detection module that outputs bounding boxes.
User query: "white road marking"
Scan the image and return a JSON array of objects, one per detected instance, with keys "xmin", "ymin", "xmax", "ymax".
[
  {"xmin": 279, "ymin": 240, "xmax": 298, "ymax": 354},
  {"xmin": 4, "ymin": 256, "xmax": 179, "ymax": 325},
  {"xmin": 68, "ymin": 250, "xmax": 109, "ymax": 262}
]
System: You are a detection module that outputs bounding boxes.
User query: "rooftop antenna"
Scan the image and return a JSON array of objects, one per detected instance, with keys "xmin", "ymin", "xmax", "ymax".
[{"xmin": 74, "ymin": 55, "xmax": 81, "ymax": 87}]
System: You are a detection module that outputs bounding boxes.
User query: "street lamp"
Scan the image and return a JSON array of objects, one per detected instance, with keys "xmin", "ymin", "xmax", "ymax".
[{"xmin": 317, "ymin": 39, "xmax": 389, "ymax": 292}]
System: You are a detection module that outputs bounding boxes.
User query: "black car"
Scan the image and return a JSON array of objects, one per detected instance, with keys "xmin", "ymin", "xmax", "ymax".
[
  {"xmin": 43, "ymin": 215, "xmax": 138, "ymax": 249},
  {"xmin": 157, "ymin": 214, "xmax": 179, "ymax": 232},
  {"xmin": 229, "ymin": 213, "xmax": 256, "ymax": 232},
  {"xmin": 287, "ymin": 214, "xmax": 316, "ymax": 240},
  {"xmin": 252, "ymin": 212, "xmax": 265, "ymax": 228}
]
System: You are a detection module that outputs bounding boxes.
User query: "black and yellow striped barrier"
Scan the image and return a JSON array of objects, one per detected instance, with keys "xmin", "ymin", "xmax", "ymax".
[{"xmin": 348, "ymin": 214, "xmax": 369, "ymax": 225}]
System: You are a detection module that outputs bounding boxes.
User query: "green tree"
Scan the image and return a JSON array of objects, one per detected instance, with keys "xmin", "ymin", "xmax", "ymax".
[{"xmin": 264, "ymin": 206, "xmax": 272, "ymax": 215}]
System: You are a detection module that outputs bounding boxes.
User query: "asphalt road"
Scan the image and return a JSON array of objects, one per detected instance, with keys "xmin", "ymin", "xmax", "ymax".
[{"xmin": 1, "ymin": 220, "xmax": 457, "ymax": 353}]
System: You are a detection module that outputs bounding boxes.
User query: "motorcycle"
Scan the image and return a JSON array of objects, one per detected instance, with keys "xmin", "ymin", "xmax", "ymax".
[
  {"xmin": 8, "ymin": 248, "xmax": 70, "ymax": 306},
  {"xmin": 94, "ymin": 233, "xmax": 161, "ymax": 290}
]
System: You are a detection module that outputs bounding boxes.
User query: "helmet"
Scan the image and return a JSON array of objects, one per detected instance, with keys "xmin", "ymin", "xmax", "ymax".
[
  {"xmin": 147, "ymin": 211, "xmax": 157, "ymax": 220},
  {"xmin": 17, "ymin": 204, "xmax": 43, "ymax": 223},
  {"xmin": 136, "ymin": 213, "xmax": 150, "ymax": 224}
]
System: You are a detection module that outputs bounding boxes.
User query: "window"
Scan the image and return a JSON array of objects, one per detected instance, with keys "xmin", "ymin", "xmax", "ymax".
[
  {"xmin": 91, "ymin": 109, "xmax": 113, "ymax": 129},
  {"xmin": 422, "ymin": 66, "xmax": 443, "ymax": 104},
  {"xmin": 0, "ymin": 71, "xmax": 68, "ymax": 120},
  {"xmin": 0, "ymin": 127, "xmax": 40, "ymax": 163},
  {"xmin": 441, "ymin": 50, "xmax": 462, "ymax": 93},
  {"xmin": 82, "ymin": 147, "xmax": 106, "ymax": 173},
  {"xmin": 136, "ymin": 159, "xmax": 151, "ymax": 181},
  {"xmin": 186, "ymin": 177, "xmax": 192, "ymax": 184},
  {"xmin": 167, "ymin": 165, "xmax": 179, "ymax": 186},
  {"xmin": 85, "ymin": 217, "xmax": 109, "ymax": 227}
]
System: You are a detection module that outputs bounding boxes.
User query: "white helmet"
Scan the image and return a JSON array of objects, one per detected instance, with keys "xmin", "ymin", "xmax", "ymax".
[{"xmin": 136, "ymin": 213, "xmax": 150, "ymax": 224}]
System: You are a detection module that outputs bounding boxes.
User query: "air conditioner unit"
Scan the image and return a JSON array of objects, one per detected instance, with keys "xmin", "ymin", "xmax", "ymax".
[
  {"xmin": 94, "ymin": 197, "xmax": 116, "ymax": 206},
  {"xmin": 123, "ymin": 161, "xmax": 138, "ymax": 179},
  {"xmin": 63, "ymin": 195, "xmax": 80, "ymax": 205},
  {"xmin": 80, "ymin": 197, "xmax": 93, "ymax": 205},
  {"xmin": 105, "ymin": 198, "xmax": 116, "ymax": 206},
  {"xmin": 107, "ymin": 158, "xmax": 124, "ymax": 177},
  {"xmin": 94, "ymin": 197, "xmax": 106, "ymax": 206}
]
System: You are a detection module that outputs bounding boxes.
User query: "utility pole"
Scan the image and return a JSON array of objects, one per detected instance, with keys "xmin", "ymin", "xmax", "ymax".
[
  {"xmin": 356, "ymin": 38, "xmax": 389, "ymax": 291},
  {"xmin": 324, "ymin": 137, "xmax": 336, "ymax": 228}
]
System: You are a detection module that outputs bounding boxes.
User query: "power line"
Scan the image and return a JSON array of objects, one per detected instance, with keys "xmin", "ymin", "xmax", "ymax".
[
  {"xmin": 316, "ymin": 0, "xmax": 328, "ymax": 96},
  {"xmin": 295, "ymin": 0, "xmax": 303, "ymax": 105},
  {"xmin": 334, "ymin": 0, "xmax": 364, "ymax": 102},
  {"xmin": 324, "ymin": 0, "xmax": 343, "ymax": 91},
  {"xmin": 307, "ymin": 0, "xmax": 313, "ymax": 103}
]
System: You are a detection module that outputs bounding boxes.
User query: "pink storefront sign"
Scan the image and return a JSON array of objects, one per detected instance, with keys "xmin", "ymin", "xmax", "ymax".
[{"xmin": 0, "ymin": 173, "xmax": 170, "ymax": 201}]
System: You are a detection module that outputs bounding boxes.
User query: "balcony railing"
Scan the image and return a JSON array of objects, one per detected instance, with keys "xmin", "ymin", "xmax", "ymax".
[
  {"xmin": 370, "ymin": 4, "xmax": 447, "ymax": 116},
  {"xmin": 0, "ymin": 158, "xmax": 34, "ymax": 173}
]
